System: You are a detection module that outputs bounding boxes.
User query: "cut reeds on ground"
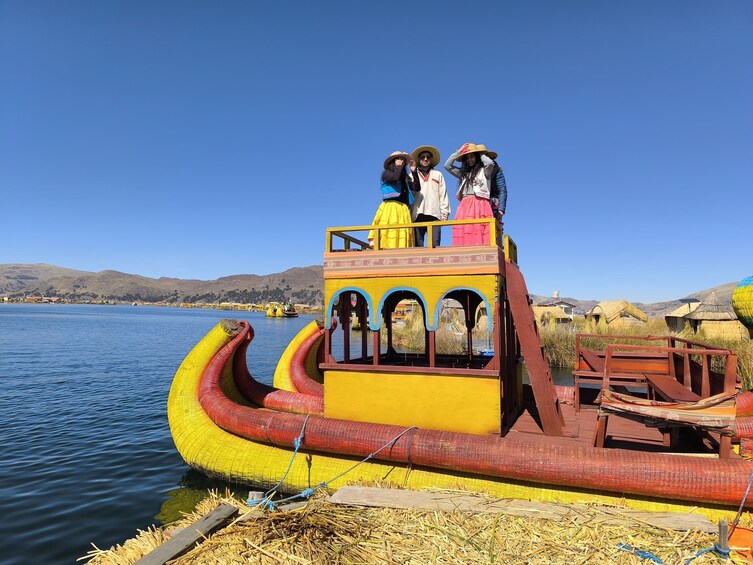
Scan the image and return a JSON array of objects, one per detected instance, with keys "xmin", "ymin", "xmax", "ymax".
[{"xmin": 82, "ymin": 488, "xmax": 742, "ymax": 564}]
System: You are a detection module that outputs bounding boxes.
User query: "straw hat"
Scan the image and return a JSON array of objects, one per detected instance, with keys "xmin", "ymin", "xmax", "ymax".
[
  {"xmin": 384, "ymin": 151, "xmax": 411, "ymax": 169},
  {"xmin": 456, "ymin": 143, "xmax": 498, "ymax": 161},
  {"xmin": 411, "ymin": 145, "xmax": 440, "ymax": 167}
]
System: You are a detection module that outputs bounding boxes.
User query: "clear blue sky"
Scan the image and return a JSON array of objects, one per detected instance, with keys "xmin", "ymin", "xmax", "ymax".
[{"xmin": 1, "ymin": 1, "xmax": 751, "ymax": 303}]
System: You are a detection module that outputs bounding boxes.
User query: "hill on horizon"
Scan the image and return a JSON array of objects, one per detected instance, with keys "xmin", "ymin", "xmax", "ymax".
[
  {"xmin": 0, "ymin": 263, "xmax": 324, "ymax": 307},
  {"xmin": 0, "ymin": 263, "xmax": 739, "ymax": 316}
]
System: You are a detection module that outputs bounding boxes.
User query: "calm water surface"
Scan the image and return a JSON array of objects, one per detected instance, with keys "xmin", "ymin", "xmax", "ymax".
[
  {"xmin": 0, "ymin": 304, "xmax": 573, "ymax": 564},
  {"xmin": 0, "ymin": 304, "xmax": 315, "ymax": 565}
]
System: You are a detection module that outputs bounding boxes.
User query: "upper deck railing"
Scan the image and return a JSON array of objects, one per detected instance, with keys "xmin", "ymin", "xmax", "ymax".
[{"xmin": 324, "ymin": 218, "xmax": 518, "ymax": 264}]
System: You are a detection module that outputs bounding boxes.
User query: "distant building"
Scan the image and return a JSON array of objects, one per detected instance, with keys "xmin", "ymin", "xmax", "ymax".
[
  {"xmin": 586, "ymin": 300, "xmax": 648, "ymax": 330},
  {"xmin": 536, "ymin": 291, "xmax": 576, "ymax": 319},
  {"xmin": 682, "ymin": 291, "xmax": 748, "ymax": 340},
  {"xmin": 664, "ymin": 300, "xmax": 700, "ymax": 333},
  {"xmin": 532, "ymin": 305, "xmax": 572, "ymax": 328}
]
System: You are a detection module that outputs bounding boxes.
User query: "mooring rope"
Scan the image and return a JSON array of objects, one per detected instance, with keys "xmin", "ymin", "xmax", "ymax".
[
  {"xmin": 249, "ymin": 425, "xmax": 418, "ymax": 511},
  {"xmin": 618, "ymin": 471, "xmax": 753, "ymax": 563},
  {"xmin": 616, "ymin": 543, "xmax": 663, "ymax": 563},
  {"xmin": 247, "ymin": 414, "xmax": 312, "ymax": 509}
]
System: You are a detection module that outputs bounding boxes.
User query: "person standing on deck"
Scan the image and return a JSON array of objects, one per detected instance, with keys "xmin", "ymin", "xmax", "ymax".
[
  {"xmin": 444, "ymin": 143, "xmax": 501, "ymax": 246},
  {"xmin": 367, "ymin": 151, "xmax": 416, "ymax": 249},
  {"xmin": 409, "ymin": 145, "xmax": 450, "ymax": 247},
  {"xmin": 489, "ymin": 154, "xmax": 507, "ymax": 226}
]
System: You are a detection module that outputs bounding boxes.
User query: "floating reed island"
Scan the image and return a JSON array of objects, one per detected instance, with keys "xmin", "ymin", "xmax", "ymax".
[{"xmin": 82, "ymin": 487, "xmax": 752, "ymax": 564}]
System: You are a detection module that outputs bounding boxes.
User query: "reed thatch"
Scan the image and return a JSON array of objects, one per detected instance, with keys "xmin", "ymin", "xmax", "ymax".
[
  {"xmin": 532, "ymin": 306, "xmax": 571, "ymax": 326},
  {"xmin": 685, "ymin": 291, "xmax": 738, "ymax": 321},
  {"xmin": 586, "ymin": 300, "xmax": 648, "ymax": 324},
  {"xmin": 81, "ymin": 490, "xmax": 741, "ymax": 564}
]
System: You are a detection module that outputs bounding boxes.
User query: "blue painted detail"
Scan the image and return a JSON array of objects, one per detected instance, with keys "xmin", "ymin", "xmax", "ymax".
[
  {"xmin": 324, "ymin": 287, "xmax": 373, "ymax": 330},
  {"xmin": 431, "ymin": 286, "xmax": 492, "ymax": 334},
  {"xmin": 373, "ymin": 287, "xmax": 430, "ymax": 331}
]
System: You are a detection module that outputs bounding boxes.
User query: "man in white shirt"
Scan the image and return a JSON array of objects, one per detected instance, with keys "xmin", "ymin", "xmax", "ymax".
[{"xmin": 410, "ymin": 145, "xmax": 450, "ymax": 247}]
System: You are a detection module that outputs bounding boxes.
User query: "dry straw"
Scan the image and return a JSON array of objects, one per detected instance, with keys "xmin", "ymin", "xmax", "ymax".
[{"xmin": 81, "ymin": 489, "xmax": 738, "ymax": 564}]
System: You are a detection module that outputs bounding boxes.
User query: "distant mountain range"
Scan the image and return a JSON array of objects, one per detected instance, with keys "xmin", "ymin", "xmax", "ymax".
[
  {"xmin": 0, "ymin": 264, "xmax": 324, "ymax": 307},
  {"xmin": 0, "ymin": 263, "xmax": 738, "ymax": 316}
]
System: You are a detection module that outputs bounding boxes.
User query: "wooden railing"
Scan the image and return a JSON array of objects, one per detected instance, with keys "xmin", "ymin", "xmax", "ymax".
[
  {"xmin": 325, "ymin": 218, "xmax": 504, "ymax": 252},
  {"xmin": 574, "ymin": 333, "xmax": 739, "ymax": 400}
]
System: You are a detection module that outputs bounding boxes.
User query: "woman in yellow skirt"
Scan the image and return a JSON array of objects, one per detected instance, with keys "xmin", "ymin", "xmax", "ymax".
[{"xmin": 368, "ymin": 151, "xmax": 416, "ymax": 249}]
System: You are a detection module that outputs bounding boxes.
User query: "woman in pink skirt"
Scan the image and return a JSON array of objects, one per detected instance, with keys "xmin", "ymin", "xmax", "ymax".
[{"xmin": 444, "ymin": 143, "xmax": 499, "ymax": 246}]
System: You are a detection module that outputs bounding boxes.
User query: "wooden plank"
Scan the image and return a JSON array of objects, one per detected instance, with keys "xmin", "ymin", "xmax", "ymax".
[
  {"xmin": 505, "ymin": 261, "xmax": 563, "ymax": 435},
  {"xmin": 329, "ymin": 486, "xmax": 716, "ymax": 532},
  {"xmin": 134, "ymin": 503, "xmax": 238, "ymax": 565},
  {"xmin": 645, "ymin": 374, "xmax": 701, "ymax": 402},
  {"xmin": 580, "ymin": 349, "xmax": 605, "ymax": 373}
]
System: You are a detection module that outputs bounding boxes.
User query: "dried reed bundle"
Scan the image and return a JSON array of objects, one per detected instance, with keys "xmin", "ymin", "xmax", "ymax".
[{"xmin": 82, "ymin": 489, "xmax": 739, "ymax": 564}]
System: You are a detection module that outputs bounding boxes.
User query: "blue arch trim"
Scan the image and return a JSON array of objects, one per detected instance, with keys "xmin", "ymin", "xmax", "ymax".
[
  {"xmin": 372, "ymin": 287, "xmax": 430, "ymax": 331},
  {"xmin": 433, "ymin": 286, "xmax": 493, "ymax": 333},
  {"xmin": 325, "ymin": 287, "xmax": 373, "ymax": 329}
]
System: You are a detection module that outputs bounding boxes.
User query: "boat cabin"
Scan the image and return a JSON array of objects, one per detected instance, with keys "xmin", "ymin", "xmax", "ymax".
[
  {"xmin": 317, "ymin": 218, "xmax": 741, "ymax": 459},
  {"xmin": 319, "ymin": 218, "xmax": 563, "ymax": 437}
]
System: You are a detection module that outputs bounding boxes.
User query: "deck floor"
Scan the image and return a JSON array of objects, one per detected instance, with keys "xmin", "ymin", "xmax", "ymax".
[{"xmin": 509, "ymin": 396, "xmax": 726, "ymax": 455}]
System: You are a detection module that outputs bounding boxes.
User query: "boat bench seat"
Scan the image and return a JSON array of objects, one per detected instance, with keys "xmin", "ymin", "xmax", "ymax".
[
  {"xmin": 644, "ymin": 374, "xmax": 701, "ymax": 403},
  {"xmin": 573, "ymin": 348, "xmax": 649, "ymax": 411},
  {"xmin": 594, "ymin": 373, "xmax": 731, "ymax": 458}
]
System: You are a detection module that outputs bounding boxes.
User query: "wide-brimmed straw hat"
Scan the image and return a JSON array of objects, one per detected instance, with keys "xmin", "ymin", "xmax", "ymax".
[
  {"xmin": 411, "ymin": 145, "xmax": 440, "ymax": 167},
  {"xmin": 456, "ymin": 143, "xmax": 498, "ymax": 161},
  {"xmin": 384, "ymin": 150, "xmax": 411, "ymax": 169}
]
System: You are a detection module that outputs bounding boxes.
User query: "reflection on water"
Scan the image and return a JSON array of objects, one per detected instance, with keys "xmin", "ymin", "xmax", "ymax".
[
  {"xmin": 523, "ymin": 365, "xmax": 573, "ymax": 386},
  {"xmin": 157, "ymin": 470, "xmax": 249, "ymax": 524}
]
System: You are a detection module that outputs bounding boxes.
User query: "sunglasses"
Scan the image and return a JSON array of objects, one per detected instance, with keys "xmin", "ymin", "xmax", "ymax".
[{"xmin": 419, "ymin": 154, "xmax": 433, "ymax": 160}]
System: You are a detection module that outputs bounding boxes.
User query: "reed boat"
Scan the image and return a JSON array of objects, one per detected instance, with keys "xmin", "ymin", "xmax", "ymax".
[{"xmin": 168, "ymin": 219, "xmax": 753, "ymax": 519}]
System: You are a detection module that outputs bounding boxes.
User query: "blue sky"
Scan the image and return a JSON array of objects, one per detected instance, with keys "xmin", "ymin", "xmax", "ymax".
[{"xmin": 1, "ymin": 1, "xmax": 751, "ymax": 303}]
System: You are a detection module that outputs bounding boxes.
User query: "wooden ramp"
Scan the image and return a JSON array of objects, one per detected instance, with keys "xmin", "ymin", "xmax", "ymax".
[
  {"xmin": 505, "ymin": 260, "xmax": 563, "ymax": 436},
  {"xmin": 329, "ymin": 486, "xmax": 717, "ymax": 533}
]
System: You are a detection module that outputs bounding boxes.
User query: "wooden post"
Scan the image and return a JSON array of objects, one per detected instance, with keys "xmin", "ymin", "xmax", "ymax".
[
  {"xmin": 342, "ymin": 296, "xmax": 351, "ymax": 363},
  {"xmin": 373, "ymin": 329, "xmax": 380, "ymax": 366},
  {"xmin": 359, "ymin": 295, "xmax": 368, "ymax": 362},
  {"xmin": 428, "ymin": 330, "xmax": 435, "ymax": 368},
  {"xmin": 719, "ymin": 520, "xmax": 729, "ymax": 555},
  {"xmin": 701, "ymin": 354, "xmax": 710, "ymax": 398},
  {"xmin": 683, "ymin": 348, "xmax": 691, "ymax": 388},
  {"xmin": 465, "ymin": 293, "xmax": 473, "ymax": 364}
]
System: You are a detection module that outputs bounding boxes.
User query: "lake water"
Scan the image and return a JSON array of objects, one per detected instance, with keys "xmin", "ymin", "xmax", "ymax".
[
  {"xmin": 0, "ymin": 304, "xmax": 316, "ymax": 565},
  {"xmin": 0, "ymin": 304, "xmax": 573, "ymax": 564}
]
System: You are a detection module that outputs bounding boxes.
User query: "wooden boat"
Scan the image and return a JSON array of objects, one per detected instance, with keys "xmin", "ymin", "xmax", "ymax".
[
  {"xmin": 265, "ymin": 302, "xmax": 299, "ymax": 318},
  {"xmin": 168, "ymin": 219, "xmax": 753, "ymax": 519},
  {"xmin": 281, "ymin": 303, "xmax": 299, "ymax": 317}
]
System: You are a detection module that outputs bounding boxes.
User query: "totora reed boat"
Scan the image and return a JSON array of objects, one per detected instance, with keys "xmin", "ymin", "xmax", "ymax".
[{"xmin": 168, "ymin": 219, "xmax": 753, "ymax": 520}]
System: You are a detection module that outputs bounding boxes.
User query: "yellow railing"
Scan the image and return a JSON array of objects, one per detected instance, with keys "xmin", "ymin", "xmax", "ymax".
[{"xmin": 325, "ymin": 218, "xmax": 505, "ymax": 252}]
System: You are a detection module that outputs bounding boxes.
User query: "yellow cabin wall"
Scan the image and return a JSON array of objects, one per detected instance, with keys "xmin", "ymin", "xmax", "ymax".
[{"xmin": 324, "ymin": 369, "xmax": 501, "ymax": 435}]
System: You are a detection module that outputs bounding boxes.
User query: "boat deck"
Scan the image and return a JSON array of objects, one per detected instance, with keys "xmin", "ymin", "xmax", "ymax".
[{"xmin": 510, "ymin": 389, "xmax": 732, "ymax": 456}]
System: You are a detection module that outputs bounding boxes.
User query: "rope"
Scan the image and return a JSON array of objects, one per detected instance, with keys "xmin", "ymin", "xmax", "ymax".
[
  {"xmin": 618, "ymin": 464, "xmax": 752, "ymax": 562},
  {"xmin": 247, "ymin": 414, "xmax": 311, "ymax": 508},
  {"xmin": 684, "ymin": 544, "xmax": 730, "ymax": 563},
  {"xmin": 617, "ymin": 543, "xmax": 664, "ymax": 563},
  {"xmin": 249, "ymin": 425, "xmax": 418, "ymax": 511}
]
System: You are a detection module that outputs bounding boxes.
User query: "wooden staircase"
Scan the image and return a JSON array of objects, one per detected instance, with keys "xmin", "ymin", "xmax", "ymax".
[{"xmin": 504, "ymin": 259, "xmax": 564, "ymax": 436}]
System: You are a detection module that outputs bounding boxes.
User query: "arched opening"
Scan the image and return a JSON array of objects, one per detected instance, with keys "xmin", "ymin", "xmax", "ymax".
[
  {"xmin": 380, "ymin": 290, "xmax": 427, "ymax": 363},
  {"xmin": 327, "ymin": 290, "xmax": 372, "ymax": 364},
  {"xmin": 440, "ymin": 289, "xmax": 495, "ymax": 369}
]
